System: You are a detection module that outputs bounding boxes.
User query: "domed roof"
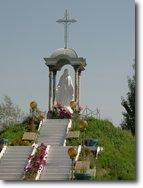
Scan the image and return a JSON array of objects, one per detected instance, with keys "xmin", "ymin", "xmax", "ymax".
[{"xmin": 50, "ymin": 48, "xmax": 78, "ymax": 58}]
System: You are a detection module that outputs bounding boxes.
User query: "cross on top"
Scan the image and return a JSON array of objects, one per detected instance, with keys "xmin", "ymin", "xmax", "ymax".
[{"xmin": 57, "ymin": 10, "xmax": 77, "ymax": 49}]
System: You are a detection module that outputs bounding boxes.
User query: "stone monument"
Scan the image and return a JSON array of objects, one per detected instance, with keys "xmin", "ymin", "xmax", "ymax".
[{"xmin": 44, "ymin": 10, "xmax": 87, "ymax": 112}]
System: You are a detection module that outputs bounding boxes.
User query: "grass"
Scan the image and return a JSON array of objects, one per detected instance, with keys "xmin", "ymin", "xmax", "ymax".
[
  {"xmin": 0, "ymin": 123, "xmax": 26, "ymax": 145},
  {"xmin": 0, "ymin": 116, "xmax": 40, "ymax": 146},
  {"xmin": 66, "ymin": 116, "xmax": 136, "ymax": 180}
]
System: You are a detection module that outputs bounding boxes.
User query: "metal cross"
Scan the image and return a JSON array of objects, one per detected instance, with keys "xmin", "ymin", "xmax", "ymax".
[{"xmin": 57, "ymin": 10, "xmax": 77, "ymax": 49}]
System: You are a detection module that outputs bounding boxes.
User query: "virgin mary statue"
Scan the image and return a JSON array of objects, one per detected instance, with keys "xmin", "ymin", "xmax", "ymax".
[{"xmin": 56, "ymin": 69, "xmax": 74, "ymax": 106}]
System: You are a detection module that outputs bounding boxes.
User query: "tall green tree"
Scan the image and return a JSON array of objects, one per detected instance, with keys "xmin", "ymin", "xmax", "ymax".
[{"xmin": 121, "ymin": 64, "xmax": 135, "ymax": 136}]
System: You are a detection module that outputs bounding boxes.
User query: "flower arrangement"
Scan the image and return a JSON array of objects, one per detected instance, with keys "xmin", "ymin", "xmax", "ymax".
[
  {"xmin": 52, "ymin": 102, "xmax": 72, "ymax": 119},
  {"xmin": 23, "ymin": 143, "xmax": 47, "ymax": 180}
]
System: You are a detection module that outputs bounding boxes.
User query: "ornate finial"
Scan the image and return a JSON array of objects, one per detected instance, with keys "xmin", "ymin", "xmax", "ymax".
[{"xmin": 56, "ymin": 10, "xmax": 77, "ymax": 49}]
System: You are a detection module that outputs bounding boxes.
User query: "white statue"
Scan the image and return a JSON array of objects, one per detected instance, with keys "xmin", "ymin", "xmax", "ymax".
[{"xmin": 56, "ymin": 69, "xmax": 74, "ymax": 106}]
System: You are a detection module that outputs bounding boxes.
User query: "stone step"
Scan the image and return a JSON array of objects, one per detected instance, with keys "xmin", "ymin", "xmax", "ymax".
[
  {"xmin": 47, "ymin": 157, "xmax": 71, "ymax": 164},
  {"xmin": 39, "ymin": 130, "xmax": 66, "ymax": 133},
  {"xmin": 0, "ymin": 168, "xmax": 25, "ymax": 173},
  {"xmin": 44, "ymin": 161, "xmax": 70, "ymax": 167},
  {"xmin": 40, "ymin": 173, "xmax": 69, "ymax": 180},
  {"xmin": 2, "ymin": 156, "xmax": 31, "ymax": 159},
  {"xmin": 0, "ymin": 146, "xmax": 32, "ymax": 180},
  {"xmin": 0, "ymin": 159, "xmax": 29, "ymax": 163},
  {"xmin": 0, "ymin": 162, "xmax": 27, "ymax": 166},
  {"xmin": 38, "ymin": 137, "xmax": 66, "ymax": 141},
  {"xmin": 1, "ymin": 157, "xmax": 29, "ymax": 161},
  {"xmin": 46, "ymin": 159, "xmax": 71, "ymax": 163},
  {"xmin": 40, "ymin": 145, "xmax": 72, "ymax": 180},
  {"xmin": 37, "ymin": 119, "xmax": 69, "ymax": 146},
  {"xmin": 5, "ymin": 150, "xmax": 32, "ymax": 155},
  {"xmin": 48, "ymin": 146, "xmax": 71, "ymax": 149},
  {"xmin": 40, "ymin": 126, "xmax": 67, "ymax": 129},
  {"xmin": 47, "ymin": 150, "xmax": 70, "ymax": 155},
  {"xmin": 4, "ymin": 150, "xmax": 32, "ymax": 153},
  {"xmin": 37, "ymin": 141, "xmax": 62, "ymax": 145},
  {"xmin": 38, "ymin": 137, "xmax": 65, "ymax": 140},
  {"xmin": 0, "ymin": 171, "xmax": 22, "ymax": 175},
  {"xmin": 48, "ymin": 148, "xmax": 70, "ymax": 152},
  {"xmin": 0, "ymin": 177, "xmax": 22, "ymax": 180},
  {"xmin": 39, "ymin": 132, "xmax": 66, "ymax": 136},
  {"xmin": 40, "ymin": 177, "xmax": 68, "ymax": 180},
  {"xmin": 41, "ymin": 124, "xmax": 67, "ymax": 127},
  {"xmin": 38, "ymin": 140, "xmax": 64, "ymax": 143},
  {"xmin": 0, "ymin": 164, "xmax": 26, "ymax": 168},
  {"xmin": 3, "ymin": 153, "xmax": 32, "ymax": 158},
  {"xmin": 0, "ymin": 173, "xmax": 23, "ymax": 180},
  {"xmin": 39, "ymin": 133, "xmax": 65, "ymax": 136},
  {"xmin": 38, "ymin": 137, "xmax": 63, "ymax": 140},
  {"xmin": 47, "ymin": 152, "xmax": 70, "ymax": 157},
  {"xmin": 43, "ymin": 168, "xmax": 70, "ymax": 173},
  {"xmin": 38, "ymin": 139, "xmax": 63, "ymax": 143},
  {"xmin": 41, "ymin": 125, "xmax": 68, "ymax": 128},
  {"xmin": 6, "ymin": 146, "xmax": 32, "ymax": 150},
  {"xmin": 42, "ymin": 124, "xmax": 68, "ymax": 127},
  {"xmin": 43, "ymin": 123, "xmax": 68, "ymax": 125},
  {"xmin": 47, "ymin": 153, "xmax": 69, "ymax": 156},
  {"xmin": 5, "ymin": 152, "xmax": 32, "ymax": 156},
  {"xmin": 47, "ymin": 153, "xmax": 70, "ymax": 157},
  {"xmin": 41, "ymin": 129, "xmax": 67, "ymax": 132},
  {"xmin": 40, "ymin": 172, "xmax": 69, "ymax": 177},
  {"xmin": 43, "ymin": 119, "xmax": 69, "ymax": 123},
  {"xmin": 44, "ymin": 163, "xmax": 71, "ymax": 167}
]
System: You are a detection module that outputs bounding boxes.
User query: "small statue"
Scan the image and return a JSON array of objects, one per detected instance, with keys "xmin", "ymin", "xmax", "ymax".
[{"xmin": 56, "ymin": 69, "xmax": 74, "ymax": 106}]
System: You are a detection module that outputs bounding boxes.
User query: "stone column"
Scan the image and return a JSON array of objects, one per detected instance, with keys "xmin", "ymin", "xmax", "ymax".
[
  {"xmin": 52, "ymin": 70, "xmax": 57, "ymax": 106},
  {"xmin": 48, "ymin": 70, "xmax": 53, "ymax": 111},
  {"xmin": 77, "ymin": 69, "xmax": 81, "ymax": 109},
  {"xmin": 74, "ymin": 67, "xmax": 79, "ymax": 108}
]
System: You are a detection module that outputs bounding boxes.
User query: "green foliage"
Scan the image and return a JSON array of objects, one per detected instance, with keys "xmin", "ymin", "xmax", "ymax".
[
  {"xmin": 67, "ymin": 117, "xmax": 135, "ymax": 180},
  {"xmin": 0, "ymin": 123, "xmax": 26, "ymax": 145},
  {"xmin": 121, "ymin": 64, "xmax": 135, "ymax": 136}
]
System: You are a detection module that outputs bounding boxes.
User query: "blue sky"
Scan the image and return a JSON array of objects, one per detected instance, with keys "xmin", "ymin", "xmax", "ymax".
[{"xmin": 0, "ymin": 0, "xmax": 135, "ymax": 126}]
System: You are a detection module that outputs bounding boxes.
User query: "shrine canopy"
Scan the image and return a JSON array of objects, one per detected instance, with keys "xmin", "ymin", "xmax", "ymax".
[{"xmin": 44, "ymin": 48, "xmax": 86, "ymax": 71}]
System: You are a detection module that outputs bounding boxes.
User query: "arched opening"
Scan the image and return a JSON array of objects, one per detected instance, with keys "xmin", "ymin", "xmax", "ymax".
[{"xmin": 44, "ymin": 49, "xmax": 87, "ymax": 112}]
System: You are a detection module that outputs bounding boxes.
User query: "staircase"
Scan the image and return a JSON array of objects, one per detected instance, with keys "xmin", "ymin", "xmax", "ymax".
[
  {"xmin": 38, "ymin": 119, "xmax": 72, "ymax": 180},
  {"xmin": 40, "ymin": 146, "xmax": 72, "ymax": 180},
  {"xmin": 0, "ymin": 146, "xmax": 33, "ymax": 180},
  {"xmin": 0, "ymin": 119, "xmax": 72, "ymax": 180},
  {"xmin": 37, "ymin": 119, "xmax": 69, "ymax": 145}
]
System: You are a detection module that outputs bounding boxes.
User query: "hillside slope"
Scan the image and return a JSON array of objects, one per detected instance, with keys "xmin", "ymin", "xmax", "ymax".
[{"xmin": 67, "ymin": 117, "xmax": 135, "ymax": 180}]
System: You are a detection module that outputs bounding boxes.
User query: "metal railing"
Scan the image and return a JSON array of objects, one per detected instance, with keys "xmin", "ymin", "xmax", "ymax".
[{"xmin": 80, "ymin": 106, "xmax": 101, "ymax": 119}]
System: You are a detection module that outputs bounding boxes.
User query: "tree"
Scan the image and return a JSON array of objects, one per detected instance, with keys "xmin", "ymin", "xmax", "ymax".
[
  {"xmin": 121, "ymin": 64, "xmax": 135, "ymax": 136},
  {"xmin": 0, "ymin": 96, "xmax": 25, "ymax": 126}
]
